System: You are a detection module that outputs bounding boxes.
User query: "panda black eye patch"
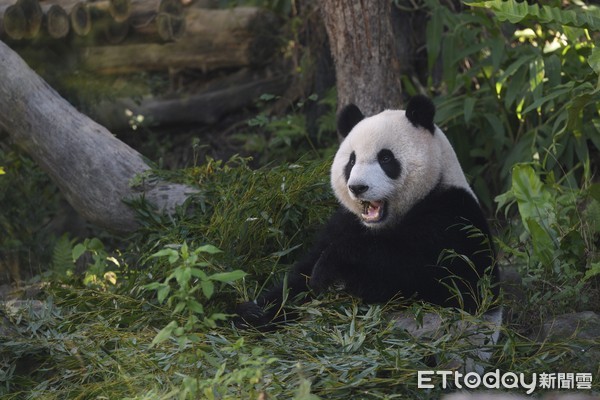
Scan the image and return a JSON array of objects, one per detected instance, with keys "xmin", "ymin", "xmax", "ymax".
[
  {"xmin": 378, "ymin": 149, "xmax": 401, "ymax": 179},
  {"xmin": 344, "ymin": 152, "xmax": 356, "ymax": 181}
]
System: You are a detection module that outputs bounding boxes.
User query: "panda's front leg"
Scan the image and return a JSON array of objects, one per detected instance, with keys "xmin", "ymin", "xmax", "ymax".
[{"xmin": 308, "ymin": 244, "xmax": 346, "ymax": 295}]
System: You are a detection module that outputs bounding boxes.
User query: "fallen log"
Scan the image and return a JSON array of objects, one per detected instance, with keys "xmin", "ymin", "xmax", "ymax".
[
  {"xmin": 0, "ymin": 40, "xmax": 197, "ymax": 233},
  {"xmin": 80, "ymin": 6, "xmax": 279, "ymax": 73},
  {"xmin": 90, "ymin": 70, "xmax": 291, "ymax": 130}
]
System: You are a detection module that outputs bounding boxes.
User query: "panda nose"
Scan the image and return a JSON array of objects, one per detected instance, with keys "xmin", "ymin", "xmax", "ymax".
[{"xmin": 349, "ymin": 184, "xmax": 369, "ymax": 195}]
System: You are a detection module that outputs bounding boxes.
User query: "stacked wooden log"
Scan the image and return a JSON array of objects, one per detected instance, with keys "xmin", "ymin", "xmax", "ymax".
[
  {"xmin": 0, "ymin": 0, "xmax": 185, "ymax": 41},
  {"xmin": 81, "ymin": 6, "xmax": 280, "ymax": 74},
  {"xmin": 0, "ymin": 1, "xmax": 286, "ymax": 129}
]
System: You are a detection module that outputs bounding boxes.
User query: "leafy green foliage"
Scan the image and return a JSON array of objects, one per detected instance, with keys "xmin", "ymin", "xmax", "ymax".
[
  {"xmin": 234, "ymin": 92, "xmax": 338, "ymax": 165},
  {"xmin": 496, "ymin": 163, "xmax": 599, "ymax": 318},
  {"xmin": 421, "ymin": 0, "xmax": 600, "ymax": 209},
  {"xmin": 144, "ymin": 242, "xmax": 246, "ymax": 346},
  {"xmin": 0, "ymin": 144, "xmax": 60, "ymax": 276},
  {"xmin": 134, "ymin": 156, "xmax": 336, "ymax": 289},
  {"xmin": 73, "ymin": 237, "xmax": 121, "ymax": 289},
  {"xmin": 467, "ymin": 0, "xmax": 600, "ymax": 28},
  {"xmin": 50, "ymin": 234, "xmax": 76, "ymax": 278}
]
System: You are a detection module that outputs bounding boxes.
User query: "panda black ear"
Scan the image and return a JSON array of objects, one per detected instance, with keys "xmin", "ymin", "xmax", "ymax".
[
  {"xmin": 337, "ymin": 104, "xmax": 364, "ymax": 138},
  {"xmin": 405, "ymin": 95, "xmax": 436, "ymax": 134}
]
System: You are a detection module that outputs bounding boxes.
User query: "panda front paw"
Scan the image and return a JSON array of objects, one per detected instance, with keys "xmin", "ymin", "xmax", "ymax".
[{"xmin": 234, "ymin": 301, "xmax": 271, "ymax": 330}]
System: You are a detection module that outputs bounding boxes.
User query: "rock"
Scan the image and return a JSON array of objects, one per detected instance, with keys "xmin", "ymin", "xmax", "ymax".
[
  {"xmin": 392, "ymin": 308, "xmax": 502, "ymax": 373},
  {"xmin": 539, "ymin": 311, "xmax": 600, "ymax": 341}
]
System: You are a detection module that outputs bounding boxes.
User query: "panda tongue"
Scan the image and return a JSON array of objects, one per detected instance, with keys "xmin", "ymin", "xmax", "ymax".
[{"xmin": 363, "ymin": 201, "xmax": 383, "ymax": 220}]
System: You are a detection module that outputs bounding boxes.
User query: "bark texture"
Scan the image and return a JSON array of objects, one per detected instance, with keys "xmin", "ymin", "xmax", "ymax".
[
  {"xmin": 320, "ymin": 0, "xmax": 403, "ymax": 116},
  {"xmin": 0, "ymin": 40, "xmax": 196, "ymax": 233}
]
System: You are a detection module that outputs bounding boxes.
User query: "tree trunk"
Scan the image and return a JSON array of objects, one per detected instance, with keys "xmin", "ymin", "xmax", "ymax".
[
  {"xmin": 320, "ymin": 0, "xmax": 403, "ymax": 116},
  {"xmin": 0, "ymin": 40, "xmax": 196, "ymax": 233}
]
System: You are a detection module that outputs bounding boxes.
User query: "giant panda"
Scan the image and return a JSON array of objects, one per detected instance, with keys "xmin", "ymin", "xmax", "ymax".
[{"xmin": 236, "ymin": 95, "xmax": 501, "ymax": 329}]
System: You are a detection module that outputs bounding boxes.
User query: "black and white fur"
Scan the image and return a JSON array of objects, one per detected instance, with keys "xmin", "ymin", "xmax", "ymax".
[{"xmin": 237, "ymin": 96, "xmax": 501, "ymax": 330}]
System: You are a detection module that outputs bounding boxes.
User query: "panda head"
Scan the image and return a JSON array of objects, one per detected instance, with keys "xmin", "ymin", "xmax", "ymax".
[{"xmin": 331, "ymin": 95, "xmax": 471, "ymax": 229}]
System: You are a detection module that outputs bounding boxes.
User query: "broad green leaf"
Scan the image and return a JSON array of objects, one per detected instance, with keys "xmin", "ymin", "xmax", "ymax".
[
  {"xmin": 426, "ymin": 5, "xmax": 443, "ymax": 71},
  {"xmin": 151, "ymin": 248, "xmax": 180, "ymax": 264},
  {"xmin": 72, "ymin": 244, "xmax": 87, "ymax": 262},
  {"xmin": 511, "ymin": 164, "xmax": 554, "ymax": 225},
  {"xmin": 157, "ymin": 285, "xmax": 170, "ymax": 304},
  {"xmin": 504, "ymin": 64, "xmax": 529, "ymax": 109},
  {"xmin": 196, "ymin": 244, "xmax": 223, "ymax": 255},
  {"xmin": 209, "ymin": 313, "xmax": 228, "ymax": 321},
  {"xmin": 173, "ymin": 301, "xmax": 186, "ymax": 314},
  {"xmin": 175, "ymin": 267, "xmax": 192, "ymax": 286},
  {"xmin": 489, "ymin": 36, "xmax": 505, "ymax": 72},
  {"xmin": 483, "ymin": 113, "xmax": 505, "ymax": 138},
  {"xmin": 209, "ymin": 270, "xmax": 247, "ymax": 283},
  {"xmin": 86, "ymin": 238, "xmax": 104, "ymax": 252},
  {"xmin": 188, "ymin": 300, "xmax": 205, "ymax": 314},
  {"xmin": 201, "ymin": 280, "xmax": 214, "ymax": 299},
  {"xmin": 151, "ymin": 321, "xmax": 178, "ymax": 347},
  {"xmin": 588, "ymin": 47, "xmax": 600, "ymax": 89},
  {"xmin": 190, "ymin": 268, "xmax": 208, "ymax": 280},
  {"xmin": 522, "ymin": 83, "xmax": 574, "ymax": 115},
  {"xmin": 582, "ymin": 262, "xmax": 600, "ymax": 282},
  {"xmin": 180, "ymin": 242, "xmax": 189, "ymax": 260},
  {"xmin": 589, "ymin": 184, "xmax": 600, "ymax": 203},
  {"xmin": 464, "ymin": 97, "xmax": 477, "ymax": 123},
  {"xmin": 525, "ymin": 218, "xmax": 556, "ymax": 266}
]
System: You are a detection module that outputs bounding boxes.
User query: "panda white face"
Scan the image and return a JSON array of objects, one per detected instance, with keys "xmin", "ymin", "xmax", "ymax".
[{"xmin": 331, "ymin": 96, "xmax": 472, "ymax": 229}]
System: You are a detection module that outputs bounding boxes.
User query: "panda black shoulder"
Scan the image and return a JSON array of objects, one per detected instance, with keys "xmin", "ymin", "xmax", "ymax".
[
  {"xmin": 407, "ymin": 185, "xmax": 490, "ymax": 235},
  {"xmin": 405, "ymin": 95, "xmax": 436, "ymax": 134}
]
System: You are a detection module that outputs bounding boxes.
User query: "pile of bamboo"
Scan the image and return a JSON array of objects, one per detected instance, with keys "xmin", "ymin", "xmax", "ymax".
[{"xmin": 0, "ymin": 0, "xmax": 185, "ymax": 41}]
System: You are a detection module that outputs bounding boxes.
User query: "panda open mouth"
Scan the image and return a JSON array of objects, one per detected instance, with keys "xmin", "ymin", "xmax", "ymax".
[{"xmin": 360, "ymin": 200, "xmax": 386, "ymax": 223}]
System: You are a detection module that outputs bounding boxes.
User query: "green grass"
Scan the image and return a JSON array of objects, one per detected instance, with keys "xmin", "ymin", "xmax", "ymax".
[
  {"xmin": 1, "ymin": 157, "xmax": 598, "ymax": 399},
  {"xmin": 1, "ymin": 290, "xmax": 597, "ymax": 399}
]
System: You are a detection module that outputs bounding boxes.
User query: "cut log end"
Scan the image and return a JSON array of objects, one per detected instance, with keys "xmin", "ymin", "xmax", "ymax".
[
  {"xmin": 109, "ymin": 0, "xmax": 131, "ymax": 23},
  {"xmin": 70, "ymin": 3, "xmax": 91, "ymax": 36},
  {"xmin": 1, "ymin": 5, "xmax": 27, "ymax": 40},
  {"xmin": 17, "ymin": 0, "xmax": 43, "ymax": 38},
  {"xmin": 45, "ymin": 5, "xmax": 70, "ymax": 39}
]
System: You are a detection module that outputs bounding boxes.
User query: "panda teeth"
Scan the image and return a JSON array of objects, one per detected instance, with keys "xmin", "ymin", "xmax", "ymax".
[
  {"xmin": 361, "ymin": 201, "xmax": 370, "ymax": 215},
  {"xmin": 360, "ymin": 200, "xmax": 385, "ymax": 222}
]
